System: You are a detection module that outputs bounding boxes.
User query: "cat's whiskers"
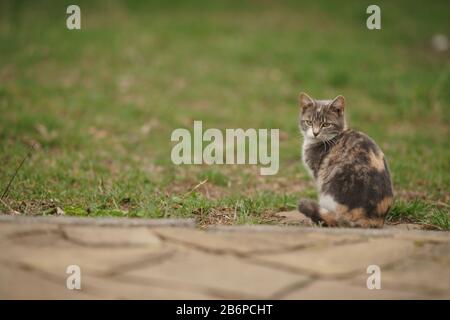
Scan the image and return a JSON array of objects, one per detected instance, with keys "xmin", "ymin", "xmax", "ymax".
[
  {"xmin": 323, "ymin": 139, "xmax": 328, "ymax": 152},
  {"xmin": 325, "ymin": 139, "xmax": 331, "ymax": 151},
  {"xmin": 320, "ymin": 136, "xmax": 337, "ymax": 153}
]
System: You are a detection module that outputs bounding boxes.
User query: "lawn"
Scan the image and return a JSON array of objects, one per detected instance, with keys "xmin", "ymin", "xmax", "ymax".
[{"xmin": 0, "ymin": 0, "xmax": 449, "ymax": 229}]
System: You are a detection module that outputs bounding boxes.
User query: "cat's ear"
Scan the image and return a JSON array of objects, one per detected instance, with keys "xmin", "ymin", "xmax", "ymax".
[
  {"xmin": 329, "ymin": 95, "xmax": 345, "ymax": 116},
  {"xmin": 299, "ymin": 92, "xmax": 315, "ymax": 112}
]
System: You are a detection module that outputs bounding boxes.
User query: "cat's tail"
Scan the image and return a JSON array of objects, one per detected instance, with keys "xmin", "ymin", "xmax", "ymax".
[
  {"xmin": 298, "ymin": 199, "xmax": 338, "ymax": 227},
  {"xmin": 298, "ymin": 199, "xmax": 384, "ymax": 228}
]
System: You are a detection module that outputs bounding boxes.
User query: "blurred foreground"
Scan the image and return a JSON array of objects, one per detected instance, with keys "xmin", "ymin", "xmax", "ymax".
[{"xmin": 1, "ymin": 215, "xmax": 449, "ymax": 299}]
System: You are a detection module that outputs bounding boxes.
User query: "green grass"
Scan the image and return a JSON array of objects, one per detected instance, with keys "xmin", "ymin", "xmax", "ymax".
[
  {"xmin": 0, "ymin": 0, "xmax": 449, "ymax": 229},
  {"xmin": 56, "ymin": 191, "xmax": 299, "ymax": 226},
  {"xmin": 387, "ymin": 199, "xmax": 449, "ymax": 231}
]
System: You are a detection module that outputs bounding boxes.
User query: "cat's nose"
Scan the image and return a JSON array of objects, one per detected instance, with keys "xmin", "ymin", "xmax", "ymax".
[{"xmin": 313, "ymin": 131, "xmax": 320, "ymax": 137}]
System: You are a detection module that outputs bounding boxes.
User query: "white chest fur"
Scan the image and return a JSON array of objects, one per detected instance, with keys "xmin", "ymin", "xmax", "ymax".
[{"xmin": 301, "ymin": 139, "xmax": 315, "ymax": 179}]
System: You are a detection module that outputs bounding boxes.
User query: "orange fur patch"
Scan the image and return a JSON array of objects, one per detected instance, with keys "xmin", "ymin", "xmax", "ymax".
[
  {"xmin": 369, "ymin": 150, "xmax": 385, "ymax": 172},
  {"xmin": 376, "ymin": 196, "xmax": 393, "ymax": 216},
  {"xmin": 318, "ymin": 208, "xmax": 338, "ymax": 227},
  {"xmin": 349, "ymin": 207, "xmax": 366, "ymax": 221}
]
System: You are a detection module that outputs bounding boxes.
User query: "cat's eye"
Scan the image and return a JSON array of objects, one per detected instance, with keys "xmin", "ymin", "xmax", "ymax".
[
  {"xmin": 322, "ymin": 123, "xmax": 332, "ymax": 128},
  {"xmin": 304, "ymin": 120, "xmax": 312, "ymax": 126}
]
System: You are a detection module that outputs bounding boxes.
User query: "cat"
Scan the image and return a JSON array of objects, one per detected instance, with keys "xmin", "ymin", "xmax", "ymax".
[{"xmin": 298, "ymin": 92, "xmax": 393, "ymax": 228}]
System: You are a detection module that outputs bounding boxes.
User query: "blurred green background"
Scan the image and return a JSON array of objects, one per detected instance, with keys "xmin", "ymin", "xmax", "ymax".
[{"xmin": 0, "ymin": 0, "xmax": 448, "ymax": 229}]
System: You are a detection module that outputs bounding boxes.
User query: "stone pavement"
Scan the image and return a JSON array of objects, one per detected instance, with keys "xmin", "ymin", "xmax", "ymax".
[{"xmin": 0, "ymin": 215, "xmax": 449, "ymax": 299}]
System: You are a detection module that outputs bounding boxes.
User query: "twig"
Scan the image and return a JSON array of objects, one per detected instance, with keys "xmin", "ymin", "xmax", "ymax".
[
  {"xmin": 418, "ymin": 222, "xmax": 443, "ymax": 231},
  {"xmin": 424, "ymin": 200, "xmax": 450, "ymax": 209},
  {"xmin": 183, "ymin": 179, "xmax": 208, "ymax": 198},
  {"xmin": 1, "ymin": 143, "xmax": 35, "ymax": 200},
  {"xmin": 0, "ymin": 198, "xmax": 19, "ymax": 214},
  {"xmin": 112, "ymin": 197, "xmax": 119, "ymax": 210}
]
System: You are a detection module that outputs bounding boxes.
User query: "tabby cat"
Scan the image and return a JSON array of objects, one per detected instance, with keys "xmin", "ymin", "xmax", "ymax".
[{"xmin": 298, "ymin": 92, "xmax": 393, "ymax": 228}]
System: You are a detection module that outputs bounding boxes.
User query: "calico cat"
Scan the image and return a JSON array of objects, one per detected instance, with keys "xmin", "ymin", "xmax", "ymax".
[{"xmin": 298, "ymin": 92, "xmax": 393, "ymax": 228}]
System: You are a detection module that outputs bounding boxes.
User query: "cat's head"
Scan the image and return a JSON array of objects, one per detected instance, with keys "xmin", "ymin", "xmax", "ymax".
[{"xmin": 298, "ymin": 92, "xmax": 346, "ymax": 142}]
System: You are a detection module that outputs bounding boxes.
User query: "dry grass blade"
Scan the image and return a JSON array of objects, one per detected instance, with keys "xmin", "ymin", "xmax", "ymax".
[{"xmin": 1, "ymin": 143, "xmax": 36, "ymax": 200}]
